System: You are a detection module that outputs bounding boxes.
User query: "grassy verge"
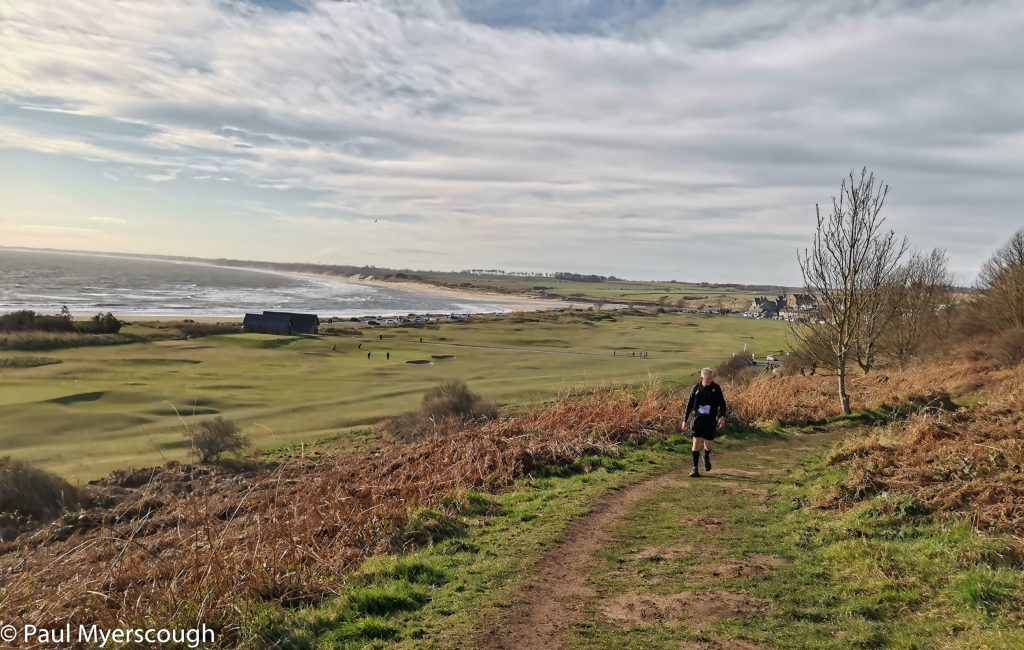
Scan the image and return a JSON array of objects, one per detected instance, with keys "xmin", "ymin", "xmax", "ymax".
[
  {"xmin": 572, "ymin": 427, "xmax": 1024, "ymax": 649},
  {"xmin": 254, "ymin": 417, "xmax": 1023, "ymax": 650}
]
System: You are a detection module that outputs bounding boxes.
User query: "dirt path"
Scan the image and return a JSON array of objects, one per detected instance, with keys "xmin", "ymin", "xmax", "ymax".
[
  {"xmin": 477, "ymin": 433, "xmax": 840, "ymax": 650},
  {"xmin": 479, "ymin": 465, "xmax": 692, "ymax": 649}
]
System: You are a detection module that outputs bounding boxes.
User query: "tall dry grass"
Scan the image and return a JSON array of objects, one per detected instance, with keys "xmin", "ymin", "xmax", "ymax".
[
  {"xmin": 726, "ymin": 356, "xmax": 1007, "ymax": 426},
  {"xmin": 814, "ymin": 364, "xmax": 1024, "ymax": 532},
  {"xmin": 0, "ymin": 385, "xmax": 681, "ymax": 645}
]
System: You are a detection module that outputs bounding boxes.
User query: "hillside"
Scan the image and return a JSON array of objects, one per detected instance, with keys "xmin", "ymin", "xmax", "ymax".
[{"xmin": 1, "ymin": 343, "xmax": 1021, "ymax": 648}]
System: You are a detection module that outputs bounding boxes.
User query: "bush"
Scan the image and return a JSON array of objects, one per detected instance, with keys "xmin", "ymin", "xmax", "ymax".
[
  {"xmin": 421, "ymin": 380, "xmax": 497, "ymax": 422},
  {"xmin": 380, "ymin": 381, "xmax": 497, "ymax": 439},
  {"xmin": 0, "ymin": 457, "xmax": 81, "ymax": 521},
  {"xmin": 716, "ymin": 351, "xmax": 758, "ymax": 384},
  {"xmin": 79, "ymin": 312, "xmax": 122, "ymax": 334},
  {"xmin": 186, "ymin": 417, "xmax": 250, "ymax": 463},
  {"xmin": 991, "ymin": 326, "xmax": 1024, "ymax": 365},
  {"xmin": 0, "ymin": 309, "xmax": 74, "ymax": 333}
]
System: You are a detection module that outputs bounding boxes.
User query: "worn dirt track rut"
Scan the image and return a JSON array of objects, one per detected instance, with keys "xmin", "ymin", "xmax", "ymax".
[
  {"xmin": 476, "ymin": 434, "xmax": 839, "ymax": 650},
  {"xmin": 477, "ymin": 463, "xmax": 691, "ymax": 649}
]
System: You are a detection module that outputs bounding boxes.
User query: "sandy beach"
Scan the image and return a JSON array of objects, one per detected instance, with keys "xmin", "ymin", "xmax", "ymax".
[
  {"xmin": 341, "ymin": 274, "xmax": 568, "ymax": 312},
  {"xmin": 115, "ymin": 276, "xmax": 571, "ymax": 323}
]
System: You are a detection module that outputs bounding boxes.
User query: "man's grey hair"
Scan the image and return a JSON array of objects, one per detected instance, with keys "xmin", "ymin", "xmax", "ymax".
[{"xmin": 700, "ymin": 367, "xmax": 714, "ymax": 377}]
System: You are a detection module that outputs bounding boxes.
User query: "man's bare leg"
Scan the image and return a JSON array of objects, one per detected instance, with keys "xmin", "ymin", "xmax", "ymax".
[{"xmin": 690, "ymin": 437, "xmax": 703, "ymax": 477}]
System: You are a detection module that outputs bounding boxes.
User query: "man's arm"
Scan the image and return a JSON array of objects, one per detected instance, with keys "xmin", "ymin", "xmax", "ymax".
[
  {"xmin": 717, "ymin": 388, "xmax": 728, "ymax": 426},
  {"xmin": 684, "ymin": 386, "xmax": 696, "ymax": 423}
]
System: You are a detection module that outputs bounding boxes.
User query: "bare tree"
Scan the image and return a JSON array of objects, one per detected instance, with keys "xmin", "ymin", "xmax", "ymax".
[
  {"xmin": 882, "ymin": 248, "xmax": 953, "ymax": 369},
  {"xmin": 791, "ymin": 167, "xmax": 905, "ymax": 414},
  {"xmin": 853, "ymin": 223, "xmax": 909, "ymax": 373},
  {"xmin": 977, "ymin": 228, "xmax": 1024, "ymax": 330}
]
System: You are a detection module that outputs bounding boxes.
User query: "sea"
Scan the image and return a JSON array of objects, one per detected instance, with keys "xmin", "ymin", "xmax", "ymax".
[{"xmin": 0, "ymin": 249, "xmax": 515, "ymax": 318}]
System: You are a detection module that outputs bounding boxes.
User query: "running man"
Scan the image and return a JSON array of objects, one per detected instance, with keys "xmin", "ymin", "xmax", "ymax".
[{"xmin": 683, "ymin": 367, "xmax": 728, "ymax": 477}]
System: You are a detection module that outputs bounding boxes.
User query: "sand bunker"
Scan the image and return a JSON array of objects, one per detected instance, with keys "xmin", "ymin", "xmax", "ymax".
[
  {"xmin": 431, "ymin": 354, "xmax": 456, "ymax": 360},
  {"xmin": 405, "ymin": 359, "xmax": 434, "ymax": 365}
]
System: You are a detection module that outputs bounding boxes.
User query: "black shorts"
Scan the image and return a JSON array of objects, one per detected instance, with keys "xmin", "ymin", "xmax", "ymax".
[{"xmin": 691, "ymin": 415, "xmax": 717, "ymax": 439}]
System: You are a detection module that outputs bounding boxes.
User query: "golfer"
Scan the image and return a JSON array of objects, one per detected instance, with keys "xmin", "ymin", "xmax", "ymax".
[{"xmin": 683, "ymin": 368, "xmax": 728, "ymax": 477}]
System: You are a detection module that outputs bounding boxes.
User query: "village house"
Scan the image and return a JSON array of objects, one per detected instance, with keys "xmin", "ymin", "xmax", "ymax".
[{"xmin": 744, "ymin": 295, "xmax": 784, "ymax": 318}]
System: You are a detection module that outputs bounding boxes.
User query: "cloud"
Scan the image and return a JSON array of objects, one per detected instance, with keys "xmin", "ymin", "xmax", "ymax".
[
  {"xmin": 143, "ymin": 169, "xmax": 180, "ymax": 182},
  {"xmin": 0, "ymin": 0, "xmax": 1021, "ymax": 282}
]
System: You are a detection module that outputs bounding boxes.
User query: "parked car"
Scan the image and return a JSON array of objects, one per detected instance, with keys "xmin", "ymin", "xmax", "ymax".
[
  {"xmin": 385, "ymin": 319, "xmax": 398, "ymax": 326},
  {"xmin": 366, "ymin": 319, "xmax": 380, "ymax": 326},
  {"xmin": 766, "ymin": 355, "xmax": 779, "ymax": 362},
  {"xmin": 349, "ymin": 317, "xmax": 362, "ymax": 322},
  {"xmin": 414, "ymin": 316, "xmax": 426, "ymax": 324}
]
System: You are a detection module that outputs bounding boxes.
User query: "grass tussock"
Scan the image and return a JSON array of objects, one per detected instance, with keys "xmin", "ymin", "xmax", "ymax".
[
  {"xmin": 813, "ymin": 364, "xmax": 1024, "ymax": 532},
  {"xmin": 0, "ymin": 385, "xmax": 681, "ymax": 643},
  {"xmin": 0, "ymin": 457, "xmax": 82, "ymax": 522}
]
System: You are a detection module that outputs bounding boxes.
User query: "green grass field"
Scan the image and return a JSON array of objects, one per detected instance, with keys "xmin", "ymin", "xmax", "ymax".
[
  {"xmin": 405, "ymin": 272, "xmax": 789, "ymax": 309},
  {"xmin": 0, "ymin": 311, "xmax": 787, "ymax": 481}
]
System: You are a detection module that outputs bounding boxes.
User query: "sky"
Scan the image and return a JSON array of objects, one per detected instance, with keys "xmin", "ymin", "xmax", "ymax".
[{"xmin": 1, "ymin": 0, "xmax": 1022, "ymax": 284}]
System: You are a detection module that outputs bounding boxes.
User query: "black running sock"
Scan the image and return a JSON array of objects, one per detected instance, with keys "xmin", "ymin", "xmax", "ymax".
[{"xmin": 692, "ymin": 450, "xmax": 700, "ymax": 469}]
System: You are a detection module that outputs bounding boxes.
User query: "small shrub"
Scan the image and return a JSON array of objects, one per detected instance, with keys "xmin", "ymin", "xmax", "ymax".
[
  {"xmin": 421, "ymin": 380, "xmax": 497, "ymax": 422},
  {"xmin": 186, "ymin": 417, "xmax": 250, "ymax": 463},
  {"xmin": 78, "ymin": 312, "xmax": 122, "ymax": 334},
  {"xmin": 990, "ymin": 326, "xmax": 1024, "ymax": 365},
  {"xmin": 0, "ymin": 457, "xmax": 81, "ymax": 521},
  {"xmin": 379, "ymin": 380, "xmax": 497, "ymax": 439},
  {"xmin": 716, "ymin": 351, "xmax": 758, "ymax": 384}
]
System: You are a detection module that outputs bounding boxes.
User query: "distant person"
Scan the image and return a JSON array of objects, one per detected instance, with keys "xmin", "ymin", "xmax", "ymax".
[
  {"xmin": 357, "ymin": 343, "xmax": 362, "ymax": 349},
  {"xmin": 632, "ymin": 351, "xmax": 636, "ymax": 357},
  {"xmin": 386, "ymin": 352, "xmax": 390, "ymax": 360},
  {"xmin": 331, "ymin": 344, "xmax": 336, "ymax": 352},
  {"xmin": 379, "ymin": 334, "xmax": 383, "ymax": 341},
  {"xmin": 613, "ymin": 349, "xmax": 616, "ymax": 356},
  {"xmin": 367, "ymin": 351, "xmax": 371, "ymax": 359},
  {"xmin": 419, "ymin": 337, "xmax": 423, "ymax": 343},
  {"xmin": 684, "ymin": 368, "xmax": 728, "ymax": 478}
]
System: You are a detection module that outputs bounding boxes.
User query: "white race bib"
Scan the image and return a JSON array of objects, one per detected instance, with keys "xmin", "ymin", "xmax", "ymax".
[{"xmin": 697, "ymin": 404, "xmax": 711, "ymax": 415}]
